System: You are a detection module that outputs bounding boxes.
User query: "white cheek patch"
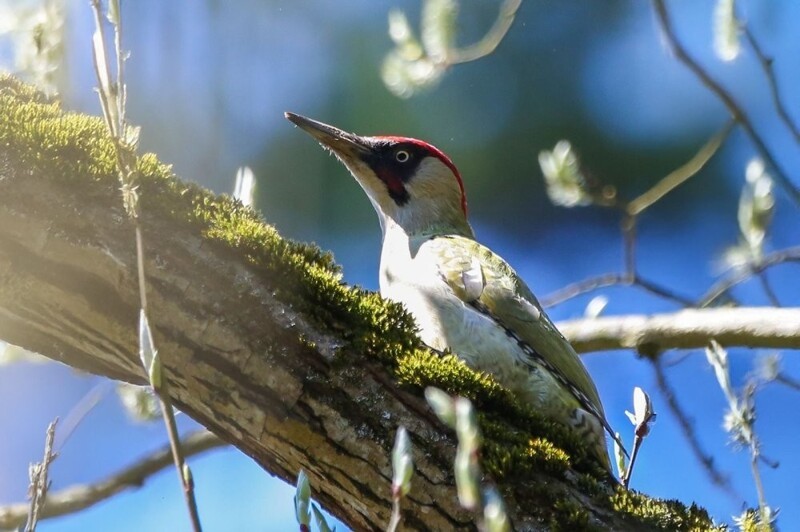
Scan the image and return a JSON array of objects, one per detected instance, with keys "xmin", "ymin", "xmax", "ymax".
[{"xmin": 407, "ymin": 158, "xmax": 463, "ymax": 204}]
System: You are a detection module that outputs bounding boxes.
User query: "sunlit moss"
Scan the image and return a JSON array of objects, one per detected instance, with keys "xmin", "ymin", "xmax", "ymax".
[
  {"xmin": 609, "ymin": 488, "xmax": 722, "ymax": 531},
  {"xmin": 0, "ymin": 75, "xmax": 718, "ymax": 530}
]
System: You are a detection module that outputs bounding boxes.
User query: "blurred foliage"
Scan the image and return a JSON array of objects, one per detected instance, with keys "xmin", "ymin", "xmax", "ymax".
[
  {"xmin": 538, "ymin": 140, "xmax": 592, "ymax": 208},
  {"xmin": 116, "ymin": 383, "xmax": 160, "ymax": 422},
  {"xmin": 724, "ymin": 159, "xmax": 775, "ymax": 270},
  {"xmin": 713, "ymin": 0, "xmax": 741, "ymax": 62},
  {"xmin": 0, "ymin": 0, "xmax": 64, "ymax": 95}
]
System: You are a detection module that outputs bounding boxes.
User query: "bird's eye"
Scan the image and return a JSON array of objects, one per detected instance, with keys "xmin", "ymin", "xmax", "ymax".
[{"xmin": 395, "ymin": 150, "xmax": 410, "ymax": 163}]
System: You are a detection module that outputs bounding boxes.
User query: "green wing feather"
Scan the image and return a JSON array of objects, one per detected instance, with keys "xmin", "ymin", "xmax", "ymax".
[{"xmin": 426, "ymin": 234, "xmax": 605, "ymax": 416}]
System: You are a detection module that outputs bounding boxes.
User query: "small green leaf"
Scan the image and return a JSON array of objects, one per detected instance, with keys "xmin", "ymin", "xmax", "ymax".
[
  {"xmin": 455, "ymin": 397, "xmax": 480, "ymax": 450},
  {"xmin": 421, "ymin": 0, "xmax": 458, "ymax": 62},
  {"xmin": 138, "ymin": 309, "xmax": 160, "ymax": 387},
  {"xmin": 538, "ymin": 141, "xmax": 591, "ymax": 207},
  {"xmin": 454, "ymin": 445, "xmax": 480, "ymax": 510},
  {"xmin": 233, "ymin": 166, "xmax": 256, "ymax": 208},
  {"xmin": 705, "ymin": 341, "xmax": 733, "ymax": 404},
  {"xmin": 482, "ymin": 486, "xmax": 511, "ymax": 532},
  {"xmin": 107, "ymin": 0, "xmax": 121, "ymax": 26},
  {"xmin": 454, "ymin": 397, "xmax": 481, "ymax": 510},
  {"xmin": 117, "ymin": 382, "xmax": 160, "ymax": 421},
  {"xmin": 182, "ymin": 463, "xmax": 194, "ymax": 487},
  {"xmin": 388, "ymin": 9, "xmax": 416, "ymax": 47},
  {"xmin": 391, "ymin": 426, "xmax": 414, "ymax": 498},
  {"xmin": 738, "ymin": 158, "xmax": 774, "ymax": 259},
  {"xmin": 311, "ymin": 504, "xmax": 334, "ymax": 532},
  {"xmin": 424, "ymin": 387, "xmax": 456, "ymax": 428},
  {"xmin": 148, "ymin": 351, "xmax": 163, "ymax": 391},
  {"xmin": 381, "ymin": 52, "xmax": 443, "ymax": 99},
  {"xmin": 713, "ymin": 0, "xmax": 740, "ymax": 62},
  {"xmin": 613, "ymin": 432, "xmax": 627, "ymax": 480},
  {"xmin": 294, "ymin": 470, "xmax": 311, "ymax": 527}
]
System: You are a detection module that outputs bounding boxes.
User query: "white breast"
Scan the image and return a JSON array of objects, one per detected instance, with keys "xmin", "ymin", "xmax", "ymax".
[{"xmin": 378, "ymin": 225, "xmax": 555, "ymax": 408}]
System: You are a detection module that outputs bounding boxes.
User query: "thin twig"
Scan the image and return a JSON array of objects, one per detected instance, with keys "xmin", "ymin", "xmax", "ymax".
[
  {"xmin": 622, "ymin": 215, "xmax": 636, "ymax": 277},
  {"xmin": 756, "ymin": 272, "xmax": 781, "ymax": 307},
  {"xmin": 651, "ymin": 360, "xmax": 741, "ymax": 503},
  {"xmin": 448, "ymin": 0, "xmax": 522, "ymax": 64},
  {"xmin": 662, "ymin": 351, "xmax": 692, "ymax": 368},
  {"xmin": 627, "ymin": 120, "xmax": 735, "ymax": 215},
  {"xmin": 0, "ymin": 431, "xmax": 224, "ymax": 530},
  {"xmin": 541, "ymin": 272, "xmax": 693, "ymax": 308},
  {"xmin": 699, "ymin": 246, "xmax": 800, "ymax": 307},
  {"xmin": 56, "ymin": 380, "xmax": 112, "ymax": 451},
  {"xmin": 89, "ymin": 0, "xmax": 116, "ymax": 137},
  {"xmin": 743, "ymin": 27, "xmax": 800, "ymax": 144},
  {"xmin": 546, "ymin": 121, "xmax": 729, "ymax": 309},
  {"xmin": 632, "ymin": 277, "xmax": 695, "ymax": 306},
  {"xmin": 88, "ymin": 2, "xmax": 202, "ymax": 529},
  {"xmin": 620, "ymin": 388, "xmax": 655, "ymax": 489},
  {"xmin": 542, "ymin": 273, "xmax": 628, "ymax": 307},
  {"xmin": 159, "ymin": 395, "xmax": 203, "ymax": 529},
  {"xmin": 775, "ymin": 373, "xmax": 800, "ymax": 392},
  {"xmin": 749, "ymin": 449, "xmax": 769, "ymax": 520},
  {"xmin": 651, "ymin": 0, "xmax": 800, "ymax": 206},
  {"xmin": 113, "ymin": 0, "xmax": 127, "ymax": 133},
  {"xmin": 26, "ymin": 419, "xmax": 59, "ymax": 532},
  {"xmin": 386, "ymin": 498, "xmax": 402, "ymax": 532}
]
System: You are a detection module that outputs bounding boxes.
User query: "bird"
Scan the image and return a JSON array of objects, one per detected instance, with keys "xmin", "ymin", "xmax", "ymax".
[{"xmin": 285, "ymin": 112, "xmax": 619, "ymax": 470}]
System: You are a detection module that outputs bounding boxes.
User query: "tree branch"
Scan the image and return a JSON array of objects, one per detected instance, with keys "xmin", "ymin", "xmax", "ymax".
[
  {"xmin": 699, "ymin": 246, "xmax": 800, "ymax": 307},
  {"xmin": 0, "ymin": 76, "xmax": 717, "ymax": 530},
  {"xmin": 0, "ymin": 431, "xmax": 224, "ymax": 530},
  {"xmin": 651, "ymin": 0, "xmax": 800, "ymax": 206},
  {"xmin": 743, "ymin": 27, "xmax": 800, "ymax": 145},
  {"xmin": 558, "ymin": 308, "xmax": 800, "ymax": 355},
  {"xmin": 26, "ymin": 419, "xmax": 58, "ymax": 532}
]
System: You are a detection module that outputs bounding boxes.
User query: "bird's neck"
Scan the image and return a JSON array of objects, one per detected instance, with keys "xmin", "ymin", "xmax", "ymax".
[
  {"xmin": 378, "ymin": 210, "xmax": 474, "ymax": 243},
  {"xmin": 378, "ymin": 215, "xmax": 474, "ymax": 287}
]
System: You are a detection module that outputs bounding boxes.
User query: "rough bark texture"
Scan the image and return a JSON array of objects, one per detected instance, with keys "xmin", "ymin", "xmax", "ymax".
[
  {"xmin": 0, "ymin": 77, "xmax": 717, "ymax": 531},
  {"xmin": 0, "ymin": 165, "xmax": 458, "ymax": 529}
]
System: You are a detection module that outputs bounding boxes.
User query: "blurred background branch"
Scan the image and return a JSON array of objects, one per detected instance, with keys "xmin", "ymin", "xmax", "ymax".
[
  {"xmin": 381, "ymin": 0, "xmax": 522, "ymax": 97},
  {"xmin": 652, "ymin": 0, "xmax": 800, "ymax": 206},
  {"xmin": 558, "ymin": 307, "xmax": 800, "ymax": 354},
  {"xmin": 0, "ymin": 431, "xmax": 224, "ymax": 530}
]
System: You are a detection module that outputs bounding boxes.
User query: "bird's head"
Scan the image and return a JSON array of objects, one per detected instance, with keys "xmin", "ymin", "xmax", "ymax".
[{"xmin": 286, "ymin": 112, "xmax": 472, "ymax": 237}]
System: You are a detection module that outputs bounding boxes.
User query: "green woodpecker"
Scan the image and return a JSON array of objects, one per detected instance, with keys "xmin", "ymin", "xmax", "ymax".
[{"xmin": 286, "ymin": 112, "xmax": 619, "ymax": 470}]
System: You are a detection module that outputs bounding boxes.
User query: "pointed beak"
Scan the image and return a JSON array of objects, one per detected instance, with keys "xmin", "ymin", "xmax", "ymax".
[{"xmin": 285, "ymin": 112, "xmax": 372, "ymax": 161}]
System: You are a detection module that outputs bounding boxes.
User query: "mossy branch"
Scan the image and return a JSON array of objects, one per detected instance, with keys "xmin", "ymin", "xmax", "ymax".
[{"xmin": 0, "ymin": 76, "xmax": 719, "ymax": 530}]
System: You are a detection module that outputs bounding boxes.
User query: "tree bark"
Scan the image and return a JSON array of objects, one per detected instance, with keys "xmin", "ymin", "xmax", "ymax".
[
  {"xmin": 0, "ymin": 77, "xmax": 724, "ymax": 530},
  {"xmin": 560, "ymin": 308, "xmax": 800, "ymax": 355}
]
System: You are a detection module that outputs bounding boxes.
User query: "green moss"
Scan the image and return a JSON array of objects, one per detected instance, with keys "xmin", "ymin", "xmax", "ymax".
[
  {"xmin": 550, "ymin": 498, "xmax": 591, "ymax": 531},
  {"xmin": 395, "ymin": 348, "xmax": 606, "ymax": 476},
  {"xmin": 609, "ymin": 488, "xmax": 722, "ymax": 531},
  {"xmin": 0, "ymin": 76, "xmax": 718, "ymax": 530},
  {"xmin": 0, "ymin": 75, "xmax": 588, "ymax": 477}
]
